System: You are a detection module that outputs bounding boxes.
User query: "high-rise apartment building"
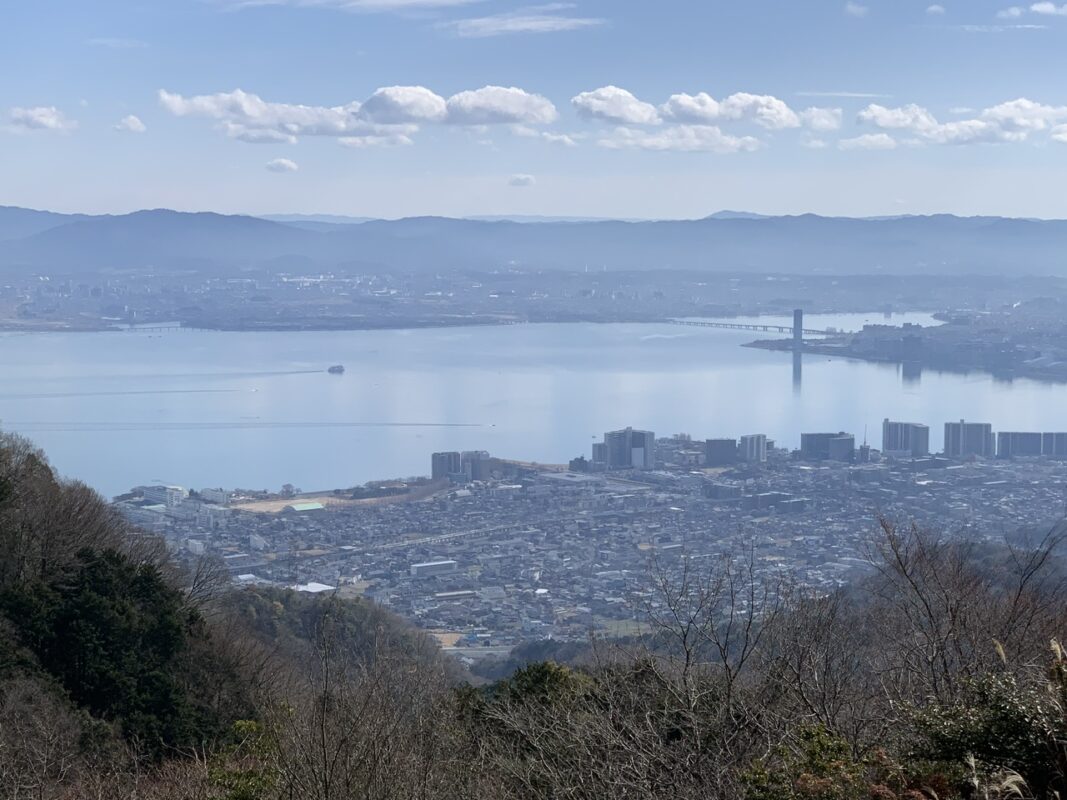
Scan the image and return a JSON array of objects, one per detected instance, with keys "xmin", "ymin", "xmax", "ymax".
[
  {"xmin": 944, "ymin": 420, "xmax": 995, "ymax": 458},
  {"xmin": 997, "ymin": 432, "xmax": 1044, "ymax": 458},
  {"xmin": 1043, "ymin": 433, "xmax": 1067, "ymax": 457},
  {"xmin": 882, "ymin": 419, "xmax": 930, "ymax": 458},
  {"xmin": 603, "ymin": 427, "xmax": 656, "ymax": 470},
  {"xmin": 431, "ymin": 451, "xmax": 462, "ymax": 480},
  {"xmin": 591, "ymin": 442, "xmax": 608, "ymax": 465},
  {"xmin": 739, "ymin": 434, "xmax": 768, "ymax": 463},
  {"xmin": 705, "ymin": 438, "xmax": 738, "ymax": 467},
  {"xmin": 800, "ymin": 432, "xmax": 855, "ymax": 462},
  {"xmin": 460, "ymin": 450, "xmax": 493, "ymax": 480},
  {"xmin": 827, "ymin": 434, "xmax": 856, "ymax": 463}
]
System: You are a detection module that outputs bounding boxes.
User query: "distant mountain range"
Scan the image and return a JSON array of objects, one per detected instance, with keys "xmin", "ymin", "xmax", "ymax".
[{"xmin": 2, "ymin": 205, "xmax": 1066, "ymax": 276}]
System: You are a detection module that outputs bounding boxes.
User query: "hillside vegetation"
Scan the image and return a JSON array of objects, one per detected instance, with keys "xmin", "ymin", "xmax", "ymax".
[{"xmin": 1, "ymin": 430, "xmax": 1066, "ymax": 799}]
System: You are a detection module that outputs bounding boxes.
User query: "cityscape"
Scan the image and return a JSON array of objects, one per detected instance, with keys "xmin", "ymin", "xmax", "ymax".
[{"xmin": 114, "ymin": 412, "xmax": 1067, "ymax": 664}]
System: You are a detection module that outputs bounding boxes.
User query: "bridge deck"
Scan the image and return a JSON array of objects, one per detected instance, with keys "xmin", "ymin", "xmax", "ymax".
[{"xmin": 668, "ymin": 319, "xmax": 841, "ymax": 336}]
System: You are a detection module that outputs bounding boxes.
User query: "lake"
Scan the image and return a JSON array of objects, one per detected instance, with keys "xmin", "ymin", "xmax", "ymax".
[{"xmin": 3, "ymin": 312, "xmax": 1066, "ymax": 497}]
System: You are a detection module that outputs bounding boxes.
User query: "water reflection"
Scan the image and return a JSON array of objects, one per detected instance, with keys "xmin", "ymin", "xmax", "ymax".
[
  {"xmin": 2, "ymin": 312, "xmax": 1063, "ymax": 496},
  {"xmin": 902, "ymin": 361, "xmax": 922, "ymax": 386}
]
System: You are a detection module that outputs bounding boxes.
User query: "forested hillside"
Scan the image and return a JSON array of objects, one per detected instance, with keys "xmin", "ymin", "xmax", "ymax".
[{"xmin": 1, "ymin": 431, "xmax": 1066, "ymax": 799}]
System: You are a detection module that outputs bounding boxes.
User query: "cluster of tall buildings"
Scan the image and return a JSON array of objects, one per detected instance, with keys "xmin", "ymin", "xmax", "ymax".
[
  {"xmin": 880, "ymin": 419, "xmax": 1067, "ymax": 460},
  {"xmin": 996, "ymin": 431, "xmax": 1067, "ymax": 458},
  {"xmin": 680, "ymin": 418, "xmax": 1066, "ymax": 468},
  {"xmin": 799, "ymin": 432, "xmax": 858, "ymax": 463},
  {"xmin": 592, "ymin": 427, "xmax": 657, "ymax": 470},
  {"xmin": 431, "ymin": 450, "xmax": 495, "ymax": 481},
  {"xmin": 943, "ymin": 420, "xmax": 994, "ymax": 458},
  {"xmin": 704, "ymin": 434, "xmax": 768, "ymax": 466},
  {"xmin": 434, "ymin": 417, "xmax": 1067, "ymax": 483},
  {"xmin": 135, "ymin": 484, "xmax": 189, "ymax": 507},
  {"xmin": 882, "ymin": 420, "xmax": 931, "ymax": 458}
]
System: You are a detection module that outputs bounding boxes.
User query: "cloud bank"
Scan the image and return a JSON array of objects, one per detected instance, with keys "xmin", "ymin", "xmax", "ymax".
[
  {"xmin": 8, "ymin": 106, "xmax": 77, "ymax": 132},
  {"xmin": 160, "ymin": 85, "xmax": 558, "ymax": 146}
]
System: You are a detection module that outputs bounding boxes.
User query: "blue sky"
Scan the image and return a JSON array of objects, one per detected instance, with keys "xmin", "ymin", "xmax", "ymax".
[{"xmin": 4, "ymin": 0, "xmax": 1067, "ymax": 218}]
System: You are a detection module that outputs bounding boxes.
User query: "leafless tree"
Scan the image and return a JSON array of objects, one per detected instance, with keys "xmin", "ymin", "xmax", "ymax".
[
  {"xmin": 264, "ymin": 598, "xmax": 462, "ymax": 800},
  {"xmin": 866, "ymin": 517, "xmax": 1067, "ymax": 707},
  {"xmin": 466, "ymin": 547, "xmax": 793, "ymax": 800},
  {"xmin": 763, "ymin": 588, "xmax": 894, "ymax": 755},
  {"xmin": 0, "ymin": 679, "xmax": 83, "ymax": 800}
]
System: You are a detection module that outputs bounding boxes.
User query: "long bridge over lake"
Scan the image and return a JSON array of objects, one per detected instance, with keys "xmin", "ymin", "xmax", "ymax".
[{"xmin": 668, "ymin": 313, "xmax": 845, "ymax": 337}]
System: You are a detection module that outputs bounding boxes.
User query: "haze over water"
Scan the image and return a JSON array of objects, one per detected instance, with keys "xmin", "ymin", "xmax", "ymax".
[{"xmin": 2, "ymin": 312, "xmax": 1063, "ymax": 497}]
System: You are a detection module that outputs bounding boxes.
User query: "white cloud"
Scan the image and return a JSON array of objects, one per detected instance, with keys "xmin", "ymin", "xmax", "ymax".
[
  {"xmin": 659, "ymin": 92, "xmax": 721, "ymax": 123},
  {"xmin": 446, "ymin": 5, "xmax": 604, "ymax": 37},
  {"xmin": 928, "ymin": 119, "xmax": 1023, "ymax": 144},
  {"xmin": 982, "ymin": 97, "xmax": 1067, "ymax": 130},
  {"xmin": 7, "ymin": 106, "xmax": 77, "ymax": 132},
  {"xmin": 844, "ymin": 2, "xmax": 869, "ymax": 16},
  {"xmin": 799, "ymin": 106, "xmax": 843, "ymax": 132},
  {"xmin": 802, "ymin": 138, "xmax": 829, "ymax": 149},
  {"xmin": 1031, "ymin": 1, "xmax": 1067, "ymax": 13},
  {"xmin": 958, "ymin": 22, "xmax": 1046, "ymax": 30},
  {"xmin": 926, "ymin": 4, "xmax": 946, "ymax": 13},
  {"xmin": 160, "ymin": 88, "xmax": 368, "ymax": 136},
  {"xmin": 858, "ymin": 103, "xmax": 939, "ymax": 131},
  {"xmin": 339, "ymin": 133, "xmax": 414, "ymax": 147},
  {"xmin": 661, "ymin": 92, "xmax": 809, "ymax": 130},
  {"xmin": 1050, "ymin": 124, "xmax": 1067, "ymax": 142},
  {"xmin": 858, "ymin": 98, "xmax": 1067, "ymax": 144},
  {"xmin": 598, "ymin": 124, "xmax": 760, "ymax": 154},
  {"xmin": 446, "ymin": 86, "xmax": 558, "ymax": 124},
  {"xmin": 540, "ymin": 131, "xmax": 578, "ymax": 146},
  {"xmin": 723, "ymin": 94, "xmax": 800, "ymax": 129},
  {"xmin": 993, "ymin": 2, "xmax": 1065, "ymax": 19},
  {"xmin": 512, "ymin": 125, "xmax": 579, "ymax": 146},
  {"xmin": 509, "ymin": 173, "xmax": 536, "ymax": 186},
  {"xmin": 360, "ymin": 86, "xmax": 448, "ymax": 123},
  {"xmin": 160, "ymin": 85, "xmax": 557, "ymax": 146},
  {"xmin": 223, "ymin": 123, "xmax": 297, "ymax": 144},
  {"xmin": 572, "ymin": 86, "xmax": 661, "ymax": 125},
  {"xmin": 158, "ymin": 85, "xmax": 1067, "ymax": 157},
  {"xmin": 114, "ymin": 114, "xmax": 147, "ymax": 133},
  {"xmin": 265, "ymin": 157, "xmax": 299, "ymax": 172},
  {"xmin": 838, "ymin": 133, "xmax": 897, "ymax": 150}
]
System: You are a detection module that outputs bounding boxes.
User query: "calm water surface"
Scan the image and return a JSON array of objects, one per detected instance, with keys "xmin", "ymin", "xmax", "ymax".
[{"xmin": 2, "ymin": 312, "xmax": 1064, "ymax": 497}]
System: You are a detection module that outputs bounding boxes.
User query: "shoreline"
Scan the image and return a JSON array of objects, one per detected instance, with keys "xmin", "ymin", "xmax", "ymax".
[
  {"xmin": 0, "ymin": 309, "xmax": 938, "ymax": 335},
  {"xmin": 746, "ymin": 338, "xmax": 1067, "ymax": 386}
]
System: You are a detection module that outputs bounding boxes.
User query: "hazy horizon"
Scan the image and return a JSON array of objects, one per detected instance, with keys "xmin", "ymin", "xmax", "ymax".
[{"xmin": 6, "ymin": 204, "xmax": 1067, "ymax": 224}]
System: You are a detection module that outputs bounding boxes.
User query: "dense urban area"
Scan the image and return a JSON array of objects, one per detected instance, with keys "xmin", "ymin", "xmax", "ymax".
[{"xmin": 116, "ymin": 410, "xmax": 1067, "ymax": 665}]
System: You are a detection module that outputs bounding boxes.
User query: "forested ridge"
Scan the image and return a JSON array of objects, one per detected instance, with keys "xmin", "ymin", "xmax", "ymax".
[{"xmin": 1, "ymin": 431, "xmax": 1066, "ymax": 799}]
